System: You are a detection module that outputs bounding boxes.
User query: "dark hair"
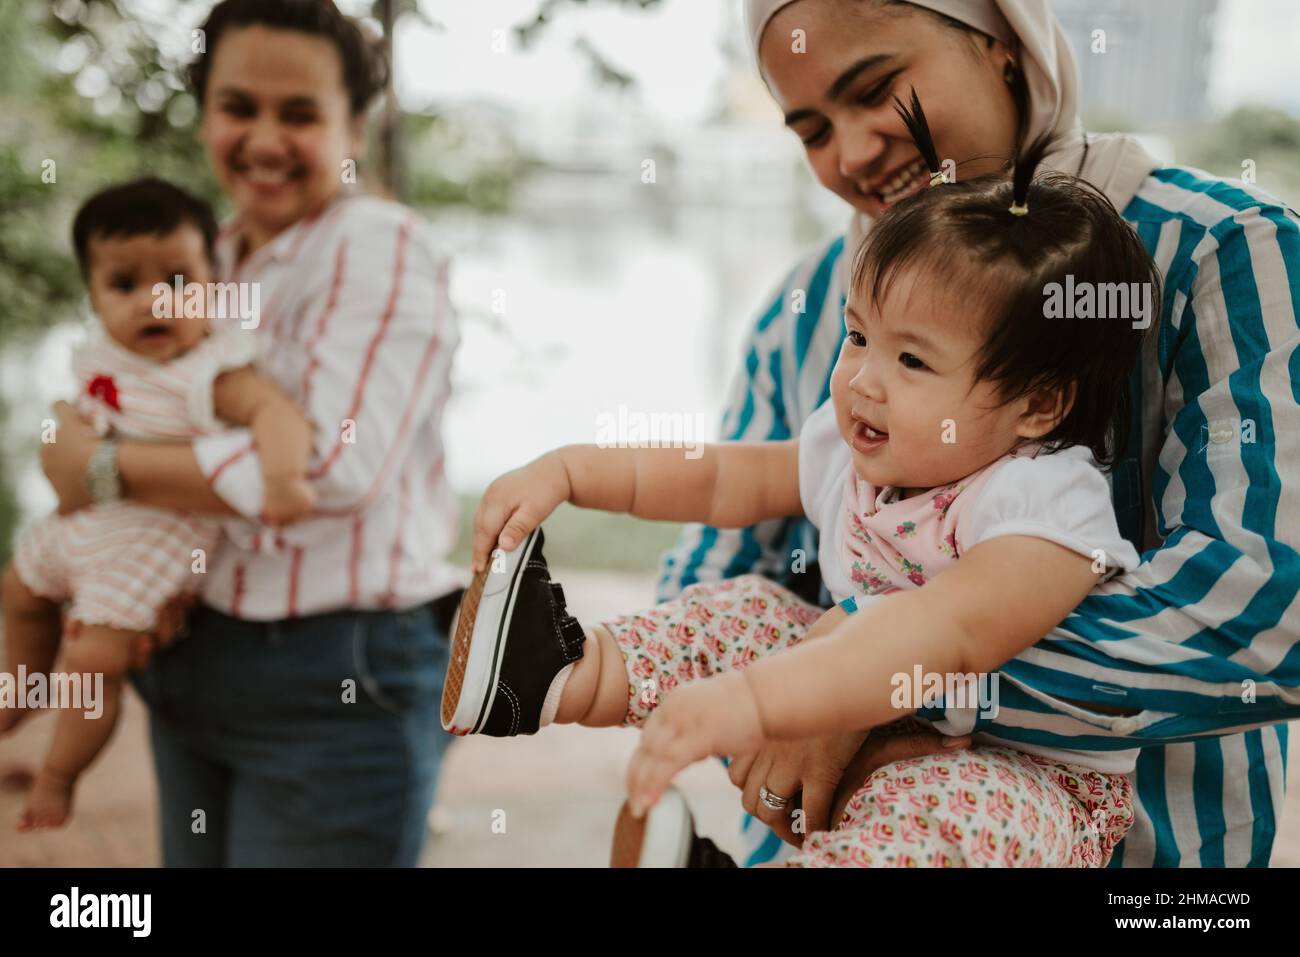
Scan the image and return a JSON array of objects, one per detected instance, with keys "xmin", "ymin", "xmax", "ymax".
[
  {"xmin": 72, "ymin": 177, "xmax": 219, "ymax": 276},
  {"xmin": 851, "ymin": 103, "xmax": 1161, "ymax": 469},
  {"xmin": 189, "ymin": 0, "xmax": 388, "ymax": 116}
]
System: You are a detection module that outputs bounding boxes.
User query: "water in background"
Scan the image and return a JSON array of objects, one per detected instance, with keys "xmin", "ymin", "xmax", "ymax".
[{"xmin": 0, "ymin": 188, "xmax": 838, "ymax": 523}]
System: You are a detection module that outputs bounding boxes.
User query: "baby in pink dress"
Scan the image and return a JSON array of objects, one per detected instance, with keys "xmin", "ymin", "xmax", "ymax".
[{"xmin": 0, "ymin": 178, "xmax": 314, "ymax": 830}]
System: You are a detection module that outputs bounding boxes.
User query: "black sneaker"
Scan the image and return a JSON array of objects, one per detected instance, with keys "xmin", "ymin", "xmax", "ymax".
[
  {"xmin": 609, "ymin": 787, "xmax": 738, "ymax": 868},
  {"xmin": 441, "ymin": 527, "xmax": 586, "ymax": 737}
]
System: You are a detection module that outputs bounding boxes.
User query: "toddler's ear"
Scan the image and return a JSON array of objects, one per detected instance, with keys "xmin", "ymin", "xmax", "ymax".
[{"xmin": 1015, "ymin": 382, "xmax": 1076, "ymax": 440}]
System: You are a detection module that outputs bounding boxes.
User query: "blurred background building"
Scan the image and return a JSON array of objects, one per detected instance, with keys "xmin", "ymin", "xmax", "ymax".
[{"xmin": 1053, "ymin": 0, "xmax": 1220, "ymax": 130}]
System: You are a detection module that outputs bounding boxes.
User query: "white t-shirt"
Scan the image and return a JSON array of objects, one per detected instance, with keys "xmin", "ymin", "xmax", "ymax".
[{"xmin": 798, "ymin": 400, "xmax": 1142, "ymax": 772}]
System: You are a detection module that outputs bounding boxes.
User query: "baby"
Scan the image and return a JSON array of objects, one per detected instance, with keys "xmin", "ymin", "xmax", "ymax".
[
  {"xmin": 439, "ymin": 93, "xmax": 1164, "ymax": 868},
  {"xmin": 0, "ymin": 177, "xmax": 314, "ymax": 830}
]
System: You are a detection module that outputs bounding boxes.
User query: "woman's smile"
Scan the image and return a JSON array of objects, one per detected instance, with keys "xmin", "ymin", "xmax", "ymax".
[
  {"xmin": 230, "ymin": 158, "xmax": 305, "ymax": 197},
  {"xmin": 860, "ymin": 155, "xmax": 930, "ymax": 208}
]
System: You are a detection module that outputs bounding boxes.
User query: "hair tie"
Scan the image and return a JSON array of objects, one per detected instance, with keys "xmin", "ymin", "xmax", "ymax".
[
  {"xmin": 893, "ymin": 88, "xmax": 942, "ymax": 191},
  {"xmin": 1008, "ymin": 201, "xmax": 1029, "ymax": 216}
]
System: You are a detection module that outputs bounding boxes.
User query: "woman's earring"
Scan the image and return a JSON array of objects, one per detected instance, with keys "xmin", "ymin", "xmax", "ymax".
[{"xmin": 1004, "ymin": 57, "xmax": 1019, "ymax": 85}]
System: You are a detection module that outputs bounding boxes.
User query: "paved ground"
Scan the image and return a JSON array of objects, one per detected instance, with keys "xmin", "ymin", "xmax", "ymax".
[{"xmin": 1, "ymin": 570, "xmax": 1297, "ymax": 867}]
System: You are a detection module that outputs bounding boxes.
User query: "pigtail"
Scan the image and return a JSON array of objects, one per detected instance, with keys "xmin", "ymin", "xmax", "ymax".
[
  {"xmin": 892, "ymin": 87, "xmax": 945, "ymax": 187},
  {"xmin": 1008, "ymin": 132, "xmax": 1053, "ymax": 217}
]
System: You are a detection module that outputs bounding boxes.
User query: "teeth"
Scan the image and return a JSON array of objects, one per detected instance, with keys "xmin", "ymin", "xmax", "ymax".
[
  {"xmin": 877, "ymin": 158, "xmax": 927, "ymax": 204},
  {"xmin": 247, "ymin": 167, "xmax": 289, "ymax": 184}
]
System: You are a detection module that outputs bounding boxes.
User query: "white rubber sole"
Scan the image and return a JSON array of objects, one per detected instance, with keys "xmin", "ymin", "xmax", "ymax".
[
  {"xmin": 610, "ymin": 787, "xmax": 693, "ymax": 868},
  {"xmin": 441, "ymin": 529, "xmax": 541, "ymax": 735}
]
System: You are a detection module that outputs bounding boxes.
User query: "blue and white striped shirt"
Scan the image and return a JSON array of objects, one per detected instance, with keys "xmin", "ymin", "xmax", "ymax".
[{"xmin": 657, "ymin": 166, "xmax": 1299, "ymax": 867}]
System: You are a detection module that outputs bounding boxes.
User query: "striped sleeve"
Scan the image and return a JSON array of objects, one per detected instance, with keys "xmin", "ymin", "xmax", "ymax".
[
  {"xmin": 194, "ymin": 205, "xmax": 455, "ymax": 527},
  {"xmin": 980, "ymin": 176, "xmax": 1300, "ymax": 743},
  {"xmin": 655, "ymin": 237, "xmax": 844, "ymax": 601}
]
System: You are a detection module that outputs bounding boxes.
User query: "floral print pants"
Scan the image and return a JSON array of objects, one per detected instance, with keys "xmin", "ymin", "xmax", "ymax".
[{"xmin": 598, "ymin": 574, "xmax": 1135, "ymax": 867}]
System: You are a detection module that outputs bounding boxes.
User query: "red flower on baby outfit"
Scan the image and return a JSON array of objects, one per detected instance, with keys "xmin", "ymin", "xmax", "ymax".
[{"xmin": 87, "ymin": 374, "xmax": 121, "ymax": 411}]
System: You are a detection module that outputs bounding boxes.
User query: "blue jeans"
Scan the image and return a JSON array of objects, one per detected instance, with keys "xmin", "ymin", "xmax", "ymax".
[{"xmin": 130, "ymin": 601, "xmax": 451, "ymax": 866}]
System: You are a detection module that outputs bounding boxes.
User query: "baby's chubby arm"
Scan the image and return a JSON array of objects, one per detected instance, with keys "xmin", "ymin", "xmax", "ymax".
[
  {"xmin": 744, "ymin": 535, "xmax": 1105, "ymax": 739},
  {"xmin": 470, "ymin": 441, "xmax": 803, "ymax": 572},
  {"xmin": 212, "ymin": 366, "xmax": 315, "ymax": 525},
  {"xmin": 626, "ymin": 535, "xmax": 1108, "ymax": 812}
]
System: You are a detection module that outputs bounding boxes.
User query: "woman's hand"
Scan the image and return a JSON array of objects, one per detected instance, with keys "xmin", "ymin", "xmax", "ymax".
[
  {"xmin": 470, "ymin": 451, "xmax": 572, "ymax": 571},
  {"xmin": 39, "ymin": 401, "xmax": 98, "ymax": 515},
  {"xmin": 626, "ymin": 672, "xmax": 767, "ymax": 816},
  {"xmin": 730, "ymin": 730, "xmax": 873, "ymax": 845},
  {"xmin": 725, "ymin": 603, "xmax": 869, "ymax": 845},
  {"xmin": 732, "ymin": 722, "xmax": 971, "ymax": 846}
]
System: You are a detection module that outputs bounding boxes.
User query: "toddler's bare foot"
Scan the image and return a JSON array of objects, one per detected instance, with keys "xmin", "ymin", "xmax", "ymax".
[{"xmin": 16, "ymin": 767, "xmax": 74, "ymax": 832}]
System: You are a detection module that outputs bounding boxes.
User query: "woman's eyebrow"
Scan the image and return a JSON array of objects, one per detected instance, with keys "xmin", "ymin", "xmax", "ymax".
[
  {"xmin": 827, "ymin": 53, "xmax": 896, "ymax": 101},
  {"xmin": 784, "ymin": 53, "xmax": 897, "ymax": 126}
]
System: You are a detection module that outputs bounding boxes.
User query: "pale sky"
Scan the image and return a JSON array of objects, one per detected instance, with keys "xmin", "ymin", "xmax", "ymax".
[
  {"xmin": 388, "ymin": 0, "xmax": 732, "ymax": 122},
  {"xmin": 382, "ymin": 0, "xmax": 1300, "ymax": 121},
  {"xmin": 129, "ymin": 0, "xmax": 1300, "ymax": 122},
  {"xmin": 1208, "ymin": 0, "xmax": 1300, "ymax": 114}
]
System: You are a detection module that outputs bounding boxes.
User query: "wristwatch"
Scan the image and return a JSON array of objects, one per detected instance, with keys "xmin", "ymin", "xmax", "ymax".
[{"xmin": 85, "ymin": 437, "xmax": 122, "ymax": 504}]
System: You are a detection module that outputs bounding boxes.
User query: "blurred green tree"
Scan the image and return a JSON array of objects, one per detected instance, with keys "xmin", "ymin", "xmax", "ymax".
[
  {"xmin": 1177, "ymin": 105, "xmax": 1300, "ymax": 208},
  {"xmin": 0, "ymin": 0, "xmax": 661, "ymax": 560}
]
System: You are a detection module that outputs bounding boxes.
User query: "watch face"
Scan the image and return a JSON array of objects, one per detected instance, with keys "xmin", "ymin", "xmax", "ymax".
[
  {"xmin": 87, "ymin": 444, "xmax": 121, "ymax": 502},
  {"xmin": 89, "ymin": 474, "xmax": 115, "ymax": 500}
]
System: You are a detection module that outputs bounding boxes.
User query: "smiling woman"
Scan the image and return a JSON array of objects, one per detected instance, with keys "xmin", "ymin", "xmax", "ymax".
[
  {"xmin": 760, "ymin": 1, "xmax": 1022, "ymax": 216},
  {"xmin": 188, "ymin": 1, "xmax": 387, "ymax": 256},
  {"xmin": 35, "ymin": 0, "xmax": 461, "ymax": 868},
  {"xmin": 655, "ymin": 0, "xmax": 1300, "ymax": 869}
]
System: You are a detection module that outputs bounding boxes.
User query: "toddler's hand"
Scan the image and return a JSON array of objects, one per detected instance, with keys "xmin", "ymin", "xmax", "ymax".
[
  {"xmin": 626, "ymin": 672, "xmax": 766, "ymax": 817},
  {"xmin": 470, "ymin": 452, "xmax": 570, "ymax": 572},
  {"xmin": 261, "ymin": 475, "xmax": 316, "ymax": 526}
]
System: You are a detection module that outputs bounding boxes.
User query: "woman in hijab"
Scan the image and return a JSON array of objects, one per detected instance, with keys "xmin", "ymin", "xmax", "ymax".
[{"xmin": 655, "ymin": 0, "xmax": 1299, "ymax": 867}]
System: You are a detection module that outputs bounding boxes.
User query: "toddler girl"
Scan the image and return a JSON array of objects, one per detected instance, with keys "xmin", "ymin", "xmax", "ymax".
[
  {"xmin": 0, "ymin": 177, "xmax": 314, "ymax": 830},
  {"xmin": 443, "ymin": 95, "xmax": 1160, "ymax": 867}
]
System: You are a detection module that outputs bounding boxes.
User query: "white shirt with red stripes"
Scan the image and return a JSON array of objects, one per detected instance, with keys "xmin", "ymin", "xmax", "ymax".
[
  {"xmin": 191, "ymin": 193, "xmax": 462, "ymax": 620},
  {"xmin": 75, "ymin": 321, "xmax": 259, "ymax": 439}
]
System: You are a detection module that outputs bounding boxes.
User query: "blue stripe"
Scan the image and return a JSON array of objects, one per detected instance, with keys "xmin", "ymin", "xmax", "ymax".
[
  {"xmin": 1243, "ymin": 727, "xmax": 1277, "ymax": 867},
  {"xmin": 669, "ymin": 525, "xmax": 719, "ymax": 592},
  {"xmin": 744, "ymin": 826, "xmax": 784, "ymax": 868},
  {"xmin": 793, "ymin": 236, "xmax": 844, "ymax": 372},
  {"xmin": 1133, "ymin": 745, "xmax": 1179, "ymax": 866},
  {"xmin": 1192, "ymin": 739, "xmax": 1226, "ymax": 866}
]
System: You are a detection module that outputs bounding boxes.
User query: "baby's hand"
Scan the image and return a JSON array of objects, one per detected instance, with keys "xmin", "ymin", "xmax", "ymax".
[
  {"xmin": 625, "ymin": 672, "xmax": 766, "ymax": 817},
  {"xmin": 261, "ymin": 475, "xmax": 316, "ymax": 526},
  {"xmin": 470, "ymin": 452, "xmax": 571, "ymax": 572}
]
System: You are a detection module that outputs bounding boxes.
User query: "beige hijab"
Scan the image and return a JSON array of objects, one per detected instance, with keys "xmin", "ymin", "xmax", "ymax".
[{"xmin": 744, "ymin": 0, "xmax": 1161, "ymax": 254}]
